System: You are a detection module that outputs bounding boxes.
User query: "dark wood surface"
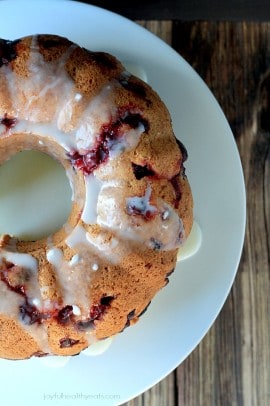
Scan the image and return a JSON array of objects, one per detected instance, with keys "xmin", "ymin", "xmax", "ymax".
[
  {"xmin": 79, "ymin": 0, "xmax": 270, "ymax": 20},
  {"xmin": 118, "ymin": 20, "xmax": 270, "ymax": 406}
]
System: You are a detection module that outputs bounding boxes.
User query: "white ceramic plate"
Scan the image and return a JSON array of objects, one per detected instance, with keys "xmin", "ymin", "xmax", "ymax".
[{"xmin": 0, "ymin": 1, "xmax": 246, "ymax": 405}]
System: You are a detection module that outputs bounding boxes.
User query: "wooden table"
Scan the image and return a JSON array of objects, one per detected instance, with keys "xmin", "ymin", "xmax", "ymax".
[
  {"xmin": 116, "ymin": 20, "xmax": 269, "ymax": 406},
  {"xmin": 77, "ymin": 2, "xmax": 270, "ymax": 404}
]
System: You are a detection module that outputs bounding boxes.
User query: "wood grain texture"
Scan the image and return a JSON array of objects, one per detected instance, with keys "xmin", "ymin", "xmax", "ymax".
[
  {"xmin": 77, "ymin": 0, "xmax": 270, "ymax": 21},
  {"xmin": 123, "ymin": 21, "xmax": 270, "ymax": 406}
]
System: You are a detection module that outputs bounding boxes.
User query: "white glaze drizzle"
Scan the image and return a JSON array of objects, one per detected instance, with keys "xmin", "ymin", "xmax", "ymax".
[
  {"xmin": 74, "ymin": 83, "xmax": 116, "ymax": 152},
  {"xmin": 0, "ymin": 250, "xmax": 37, "ymax": 274},
  {"xmin": 81, "ymin": 175, "xmax": 103, "ymax": 223},
  {"xmin": 96, "ymin": 183, "xmax": 185, "ymax": 250},
  {"xmin": 65, "ymin": 224, "xmax": 89, "ymax": 247},
  {"xmin": 177, "ymin": 221, "xmax": 202, "ymax": 261},
  {"xmin": 92, "ymin": 263, "xmax": 99, "ymax": 271},
  {"xmin": 126, "ymin": 184, "xmax": 157, "ymax": 218},
  {"xmin": 66, "ymin": 224, "xmax": 121, "ymax": 264},
  {"xmin": 0, "ymin": 276, "xmax": 25, "ymax": 317},
  {"xmin": 81, "ymin": 336, "xmax": 113, "ymax": 356},
  {"xmin": 0, "ymin": 246, "xmax": 42, "ymax": 308},
  {"xmin": 46, "ymin": 246, "xmax": 90, "ymax": 317},
  {"xmin": 85, "ymin": 231, "xmax": 121, "ymax": 264},
  {"xmin": 8, "ymin": 119, "xmax": 77, "ymax": 151},
  {"xmin": 0, "ymin": 247, "xmax": 51, "ymax": 354}
]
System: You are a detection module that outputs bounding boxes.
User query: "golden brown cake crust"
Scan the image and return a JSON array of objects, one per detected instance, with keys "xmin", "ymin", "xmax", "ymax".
[{"xmin": 0, "ymin": 34, "xmax": 193, "ymax": 359}]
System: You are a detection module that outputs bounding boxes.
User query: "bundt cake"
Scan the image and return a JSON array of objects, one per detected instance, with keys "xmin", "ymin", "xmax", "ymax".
[{"xmin": 0, "ymin": 34, "xmax": 193, "ymax": 359}]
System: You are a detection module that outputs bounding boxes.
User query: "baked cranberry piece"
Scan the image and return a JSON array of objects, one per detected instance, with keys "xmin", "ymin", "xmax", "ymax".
[
  {"xmin": 76, "ymin": 319, "xmax": 95, "ymax": 331},
  {"xmin": 132, "ymin": 163, "xmax": 155, "ymax": 180},
  {"xmin": 57, "ymin": 305, "xmax": 74, "ymax": 324},
  {"xmin": 120, "ymin": 111, "xmax": 149, "ymax": 133},
  {"xmin": 59, "ymin": 337, "xmax": 80, "ymax": 348},
  {"xmin": 121, "ymin": 303, "xmax": 150, "ymax": 331},
  {"xmin": 119, "ymin": 76, "xmax": 147, "ymax": 98},
  {"xmin": 69, "ymin": 108, "xmax": 149, "ymax": 175},
  {"xmin": 89, "ymin": 304, "xmax": 107, "ymax": 320},
  {"xmin": 68, "ymin": 146, "xmax": 108, "ymax": 176},
  {"xmin": 124, "ymin": 309, "xmax": 136, "ymax": 328},
  {"xmin": 175, "ymin": 138, "xmax": 188, "ymax": 163},
  {"xmin": 88, "ymin": 51, "xmax": 117, "ymax": 69},
  {"xmin": 38, "ymin": 36, "xmax": 64, "ymax": 49},
  {"xmin": 138, "ymin": 301, "xmax": 151, "ymax": 317},
  {"xmin": 164, "ymin": 278, "xmax": 170, "ymax": 286},
  {"xmin": 0, "ymin": 261, "xmax": 48, "ymax": 325},
  {"xmin": 77, "ymin": 296, "xmax": 114, "ymax": 331},
  {"xmin": 32, "ymin": 351, "xmax": 49, "ymax": 357},
  {"xmin": 150, "ymin": 238, "xmax": 163, "ymax": 251},
  {"xmin": 170, "ymin": 174, "xmax": 182, "ymax": 208},
  {"xmin": 90, "ymin": 295, "xmax": 114, "ymax": 320},
  {"xmin": 19, "ymin": 299, "xmax": 45, "ymax": 325},
  {"xmin": 100, "ymin": 295, "xmax": 114, "ymax": 306},
  {"xmin": 0, "ymin": 114, "xmax": 17, "ymax": 130},
  {"xmin": 0, "ymin": 262, "xmax": 26, "ymax": 296},
  {"xmin": 166, "ymin": 268, "xmax": 175, "ymax": 278},
  {"xmin": 0, "ymin": 39, "xmax": 19, "ymax": 67},
  {"xmin": 126, "ymin": 188, "xmax": 158, "ymax": 220}
]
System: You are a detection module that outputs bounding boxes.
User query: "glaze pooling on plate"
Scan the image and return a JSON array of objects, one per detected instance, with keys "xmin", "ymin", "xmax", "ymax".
[
  {"xmin": 177, "ymin": 221, "xmax": 202, "ymax": 261},
  {"xmin": 39, "ymin": 336, "xmax": 114, "ymax": 368}
]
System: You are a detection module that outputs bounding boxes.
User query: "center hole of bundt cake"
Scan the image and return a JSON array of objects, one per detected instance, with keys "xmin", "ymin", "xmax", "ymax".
[{"xmin": 0, "ymin": 150, "xmax": 72, "ymax": 241}]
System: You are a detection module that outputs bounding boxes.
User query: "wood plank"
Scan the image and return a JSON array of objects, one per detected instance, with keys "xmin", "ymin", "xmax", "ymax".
[
  {"xmin": 123, "ymin": 21, "xmax": 270, "ymax": 406},
  {"xmin": 125, "ymin": 372, "xmax": 176, "ymax": 406},
  {"xmin": 172, "ymin": 21, "xmax": 270, "ymax": 406},
  {"xmin": 78, "ymin": 0, "xmax": 270, "ymax": 21}
]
